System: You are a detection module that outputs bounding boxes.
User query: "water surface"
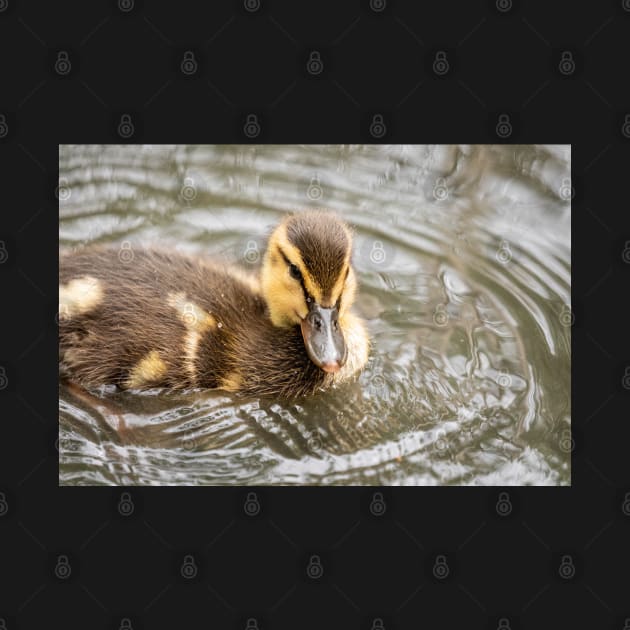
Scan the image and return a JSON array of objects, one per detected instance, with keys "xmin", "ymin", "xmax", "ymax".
[{"xmin": 59, "ymin": 144, "xmax": 571, "ymax": 486}]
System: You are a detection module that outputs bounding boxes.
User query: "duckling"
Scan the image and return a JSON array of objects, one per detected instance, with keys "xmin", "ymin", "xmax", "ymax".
[{"xmin": 59, "ymin": 211, "xmax": 369, "ymax": 398}]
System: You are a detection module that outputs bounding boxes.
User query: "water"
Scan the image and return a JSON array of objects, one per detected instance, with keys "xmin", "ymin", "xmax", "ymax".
[{"xmin": 59, "ymin": 144, "xmax": 571, "ymax": 486}]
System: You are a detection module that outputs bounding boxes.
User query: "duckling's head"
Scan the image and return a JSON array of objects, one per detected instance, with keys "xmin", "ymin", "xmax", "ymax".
[{"xmin": 261, "ymin": 211, "xmax": 358, "ymax": 373}]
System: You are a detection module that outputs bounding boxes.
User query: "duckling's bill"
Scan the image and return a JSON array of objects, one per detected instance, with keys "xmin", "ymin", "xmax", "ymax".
[{"xmin": 300, "ymin": 301, "xmax": 347, "ymax": 373}]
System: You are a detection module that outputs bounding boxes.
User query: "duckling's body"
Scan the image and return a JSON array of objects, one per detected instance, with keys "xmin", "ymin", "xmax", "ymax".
[{"xmin": 59, "ymin": 212, "xmax": 369, "ymax": 398}]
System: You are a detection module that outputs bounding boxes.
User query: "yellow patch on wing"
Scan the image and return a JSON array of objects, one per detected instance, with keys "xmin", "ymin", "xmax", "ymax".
[
  {"xmin": 59, "ymin": 276, "xmax": 103, "ymax": 318},
  {"xmin": 167, "ymin": 292, "xmax": 217, "ymax": 386},
  {"xmin": 126, "ymin": 350, "xmax": 168, "ymax": 388},
  {"xmin": 221, "ymin": 371, "xmax": 242, "ymax": 392},
  {"xmin": 167, "ymin": 292, "xmax": 216, "ymax": 331}
]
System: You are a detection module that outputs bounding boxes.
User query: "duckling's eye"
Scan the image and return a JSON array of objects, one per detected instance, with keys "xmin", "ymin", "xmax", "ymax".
[{"xmin": 289, "ymin": 263, "xmax": 302, "ymax": 281}]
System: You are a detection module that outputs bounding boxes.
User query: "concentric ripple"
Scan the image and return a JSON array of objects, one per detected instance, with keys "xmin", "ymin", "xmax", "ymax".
[{"xmin": 59, "ymin": 144, "xmax": 571, "ymax": 485}]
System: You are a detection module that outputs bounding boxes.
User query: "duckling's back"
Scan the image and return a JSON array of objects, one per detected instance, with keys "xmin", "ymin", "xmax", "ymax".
[{"xmin": 59, "ymin": 247, "xmax": 270, "ymax": 391}]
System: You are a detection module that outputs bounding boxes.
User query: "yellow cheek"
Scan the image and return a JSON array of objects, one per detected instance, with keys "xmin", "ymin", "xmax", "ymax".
[{"xmin": 266, "ymin": 273, "xmax": 307, "ymax": 325}]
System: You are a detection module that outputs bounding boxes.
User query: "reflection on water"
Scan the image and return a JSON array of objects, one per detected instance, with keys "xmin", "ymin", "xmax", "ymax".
[{"xmin": 59, "ymin": 144, "xmax": 571, "ymax": 486}]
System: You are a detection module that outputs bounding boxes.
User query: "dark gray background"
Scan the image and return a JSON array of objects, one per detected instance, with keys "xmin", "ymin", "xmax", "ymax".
[{"xmin": 1, "ymin": 0, "xmax": 629, "ymax": 628}]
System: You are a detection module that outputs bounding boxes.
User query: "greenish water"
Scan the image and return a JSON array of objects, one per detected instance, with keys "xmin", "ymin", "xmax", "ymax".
[{"xmin": 59, "ymin": 144, "xmax": 571, "ymax": 485}]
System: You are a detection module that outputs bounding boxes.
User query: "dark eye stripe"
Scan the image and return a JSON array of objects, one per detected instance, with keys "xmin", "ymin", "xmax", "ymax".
[
  {"xmin": 289, "ymin": 263, "xmax": 302, "ymax": 280},
  {"xmin": 278, "ymin": 247, "xmax": 312, "ymax": 304}
]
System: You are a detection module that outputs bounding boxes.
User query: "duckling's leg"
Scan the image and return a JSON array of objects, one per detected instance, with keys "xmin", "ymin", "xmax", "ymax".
[{"xmin": 61, "ymin": 379, "xmax": 133, "ymax": 440}]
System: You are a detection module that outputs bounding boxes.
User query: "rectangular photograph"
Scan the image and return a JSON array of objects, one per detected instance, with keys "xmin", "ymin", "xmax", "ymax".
[{"xmin": 58, "ymin": 144, "xmax": 571, "ymax": 486}]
